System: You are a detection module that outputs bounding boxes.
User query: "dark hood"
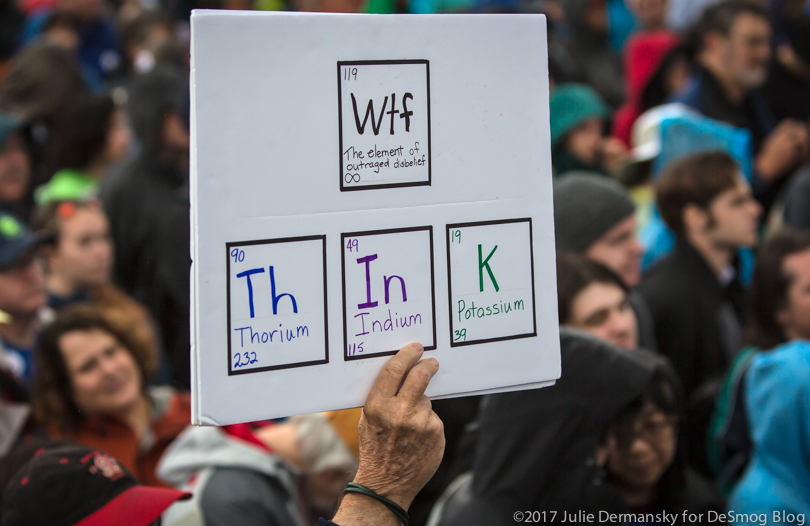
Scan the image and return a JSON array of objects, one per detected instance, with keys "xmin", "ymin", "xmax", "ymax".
[{"xmin": 473, "ymin": 329, "xmax": 678, "ymax": 508}]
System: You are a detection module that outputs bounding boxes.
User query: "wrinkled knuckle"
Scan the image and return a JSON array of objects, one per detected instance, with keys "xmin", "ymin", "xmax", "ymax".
[
  {"xmin": 412, "ymin": 368, "xmax": 431, "ymax": 384},
  {"xmin": 385, "ymin": 360, "xmax": 407, "ymax": 377},
  {"xmin": 365, "ymin": 398, "xmax": 385, "ymax": 418}
]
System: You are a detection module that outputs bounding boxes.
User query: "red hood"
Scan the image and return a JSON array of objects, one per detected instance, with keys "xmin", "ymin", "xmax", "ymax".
[{"xmin": 624, "ymin": 30, "xmax": 681, "ymax": 103}]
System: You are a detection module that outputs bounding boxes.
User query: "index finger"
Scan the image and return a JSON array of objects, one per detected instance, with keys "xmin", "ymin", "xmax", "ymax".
[{"xmin": 370, "ymin": 343, "xmax": 424, "ymax": 399}]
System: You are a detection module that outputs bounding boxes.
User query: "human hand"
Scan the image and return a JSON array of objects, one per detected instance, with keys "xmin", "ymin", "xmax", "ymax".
[
  {"xmin": 755, "ymin": 119, "xmax": 810, "ymax": 182},
  {"xmin": 601, "ymin": 137, "xmax": 630, "ymax": 177},
  {"xmin": 332, "ymin": 343, "xmax": 444, "ymax": 526}
]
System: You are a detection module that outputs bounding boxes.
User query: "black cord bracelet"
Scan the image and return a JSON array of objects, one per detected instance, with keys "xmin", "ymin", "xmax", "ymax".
[{"xmin": 343, "ymin": 482, "xmax": 409, "ymax": 525}]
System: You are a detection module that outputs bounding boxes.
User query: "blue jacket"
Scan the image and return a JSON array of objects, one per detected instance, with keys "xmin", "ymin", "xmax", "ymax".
[{"xmin": 728, "ymin": 340, "xmax": 810, "ymax": 522}]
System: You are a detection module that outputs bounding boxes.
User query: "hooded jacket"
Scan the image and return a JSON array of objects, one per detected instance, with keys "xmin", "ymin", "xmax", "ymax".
[
  {"xmin": 729, "ymin": 340, "xmax": 810, "ymax": 519},
  {"xmin": 158, "ymin": 425, "xmax": 306, "ymax": 526},
  {"xmin": 437, "ymin": 329, "xmax": 721, "ymax": 526},
  {"xmin": 613, "ymin": 31, "xmax": 681, "ymax": 148}
]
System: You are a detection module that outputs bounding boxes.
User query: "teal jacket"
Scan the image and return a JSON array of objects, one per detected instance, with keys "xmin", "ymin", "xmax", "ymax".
[{"xmin": 728, "ymin": 340, "xmax": 810, "ymax": 522}]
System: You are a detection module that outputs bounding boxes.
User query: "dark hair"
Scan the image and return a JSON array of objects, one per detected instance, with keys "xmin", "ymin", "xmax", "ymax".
[
  {"xmin": 44, "ymin": 94, "xmax": 116, "ymax": 177},
  {"xmin": 33, "ymin": 305, "xmax": 155, "ymax": 434},
  {"xmin": 747, "ymin": 229, "xmax": 810, "ymax": 350},
  {"xmin": 693, "ymin": 0, "xmax": 769, "ymax": 53},
  {"xmin": 556, "ymin": 253, "xmax": 629, "ymax": 325},
  {"xmin": 121, "ymin": 11, "xmax": 172, "ymax": 52},
  {"xmin": 656, "ymin": 151, "xmax": 740, "ymax": 235},
  {"xmin": 0, "ymin": 43, "xmax": 86, "ymax": 122}
]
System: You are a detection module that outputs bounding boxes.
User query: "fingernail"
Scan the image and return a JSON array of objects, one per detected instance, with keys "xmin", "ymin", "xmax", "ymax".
[
  {"xmin": 429, "ymin": 358, "xmax": 439, "ymax": 368},
  {"xmin": 411, "ymin": 342, "xmax": 424, "ymax": 352}
]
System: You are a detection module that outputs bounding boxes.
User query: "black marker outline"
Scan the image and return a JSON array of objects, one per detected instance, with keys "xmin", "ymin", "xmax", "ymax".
[
  {"xmin": 337, "ymin": 59, "xmax": 431, "ymax": 192},
  {"xmin": 341, "ymin": 225, "xmax": 437, "ymax": 361},
  {"xmin": 446, "ymin": 218, "xmax": 538, "ymax": 347},
  {"xmin": 225, "ymin": 235, "xmax": 329, "ymax": 376}
]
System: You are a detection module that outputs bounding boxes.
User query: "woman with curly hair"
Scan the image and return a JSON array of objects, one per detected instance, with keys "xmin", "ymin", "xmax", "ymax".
[{"xmin": 33, "ymin": 305, "xmax": 189, "ymax": 486}]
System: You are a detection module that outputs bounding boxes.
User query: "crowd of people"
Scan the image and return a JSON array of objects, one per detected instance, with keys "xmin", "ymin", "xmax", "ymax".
[{"xmin": 0, "ymin": 0, "xmax": 809, "ymax": 523}]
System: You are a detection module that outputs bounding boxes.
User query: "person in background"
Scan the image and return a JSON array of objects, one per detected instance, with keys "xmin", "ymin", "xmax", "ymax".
[
  {"xmin": 2, "ymin": 343, "xmax": 443, "ymax": 526},
  {"xmin": 557, "ymin": 253, "xmax": 638, "ymax": 350},
  {"xmin": 640, "ymin": 151, "xmax": 760, "ymax": 399},
  {"xmin": 102, "ymin": 66, "xmax": 190, "ymax": 387},
  {"xmin": 158, "ymin": 410, "xmax": 361, "ymax": 526},
  {"xmin": 639, "ymin": 151, "xmax": 760, "ymax": 476},
  {"xmin": 709, "ymin": 229, "xmax": 810, "ymax": 492},
  {"xmin": 727, "ymin": 340, "xmax": 810, "ymax": 519},
  {"xmin": 0, "ymin": 43, "xmax": 87, "ymax": 181},
  {"xmin": 671, "ymin": 0, "xmax": 810, "ymax": 209},
  {"xmin": 30, "ymin": 198, "xmax": 160, "ymax": 376},
  {"xmin": 0, "ymin": 114, "xmax": 33, "ymax": 219},
  {"xmin": 550, "ymin": 85, "xmax": 627, "ymax": 178},
  {"xmin": 553, "ymin": 173, "xmax": 656, "ymax": 349},
  {"xmin": 1, "ymin": 443, "xmax": 192, "ymax": 526},
  {"xmin": 434, "ymin": 331, "xmax": 721, "ymax": 526},
  {"xmin": 19, "ymin": 0, "xmax": 123, "ymax": 86},
  {"xmin": 599, "ymin": 369, "xmax": 723, "ymax": 520},
  {"xmin": 613, "ymin": 31, "xmax": 688, "ymax": 148},
  {"xmin": 0, "ymin": 212, "xmax": 53, "ymax": 385},
  {"xmin": 32, "ymin": 305, "xmax": 182, "ymax": 486},
  {"xmin": 550, "ymin": 0, "xmax": 624, "ymax": 109},
  {"xmin": 119, "ymin": 11, "xmax": 174, "ymax": 76},
  {"xmin": 35, "ymin": 94, "xmax": 131, "ymax": 206}
]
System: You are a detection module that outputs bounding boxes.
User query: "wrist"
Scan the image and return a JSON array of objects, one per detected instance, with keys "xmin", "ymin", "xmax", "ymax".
[
  {"xmin": 352, "ymin": 470, "xmax": 412, "ymax": 510},
  {"xmin": 333, "ymin": 492, "xmax": 401, "ymax": 526}
]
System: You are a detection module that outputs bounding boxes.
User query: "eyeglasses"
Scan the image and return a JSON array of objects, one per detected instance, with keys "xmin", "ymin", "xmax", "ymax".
[{"xmin": 607, "ymin": 415, "xmax": 678, "ymax": 451}]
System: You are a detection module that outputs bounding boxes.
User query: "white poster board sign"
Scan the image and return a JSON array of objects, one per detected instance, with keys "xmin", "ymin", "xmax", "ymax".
[{"xmin": 190, "ymin": 11, "xmax": 560, "ymax": 426}]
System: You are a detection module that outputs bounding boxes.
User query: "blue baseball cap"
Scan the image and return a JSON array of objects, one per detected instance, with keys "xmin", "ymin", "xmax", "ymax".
[{"xmin": 0, "ymin": 212, "xmax": 52, "ymax": 270}]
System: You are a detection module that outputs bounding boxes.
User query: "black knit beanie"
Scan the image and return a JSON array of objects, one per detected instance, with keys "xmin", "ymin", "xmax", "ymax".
[{"xmin": 553, "ymin": 172, "xmax": 636, "ymax": 253}]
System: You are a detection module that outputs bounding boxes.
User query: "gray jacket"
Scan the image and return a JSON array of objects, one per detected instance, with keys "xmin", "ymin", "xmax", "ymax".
[{"xmin": 158, "ymin": 426, "xmax": 305, "ymax": 526}]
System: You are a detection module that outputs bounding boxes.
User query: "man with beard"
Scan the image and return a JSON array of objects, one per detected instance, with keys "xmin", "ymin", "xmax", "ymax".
[{"xmin": 671, "ymin": 1, "xmax": 809, "ymax": 209}]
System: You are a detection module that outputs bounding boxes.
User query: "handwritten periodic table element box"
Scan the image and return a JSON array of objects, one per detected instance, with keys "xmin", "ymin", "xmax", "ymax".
[
  {"xmin": 342, "ymin": 226, "xmax": 437, "ymax": 360},
  {"xmin": 338, "ymin": 60, "xmax": 431, "ymax": 190},
  {"xmin": 227, "ymin": 236, "xmax": 328, "ymax": 373},
  {"xmin": 191, "ymin": 11, "xmax": 560, "ymax": 425},
  {"xmin": 447, "ymin": 219, "xmax": 536, "ymax": 346}
]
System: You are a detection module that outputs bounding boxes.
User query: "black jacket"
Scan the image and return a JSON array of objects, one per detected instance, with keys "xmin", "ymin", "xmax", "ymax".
[
  {"xmin": 101, "ymin": 67, "xmax": 190, "ymax": 386},
  {"xmin": 638, "ymin": 237, "xmax": 746, "ymax": 400},
  {"xmin": 102, "ymin": 155, "xmax": 189, "ymax": 386}
]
